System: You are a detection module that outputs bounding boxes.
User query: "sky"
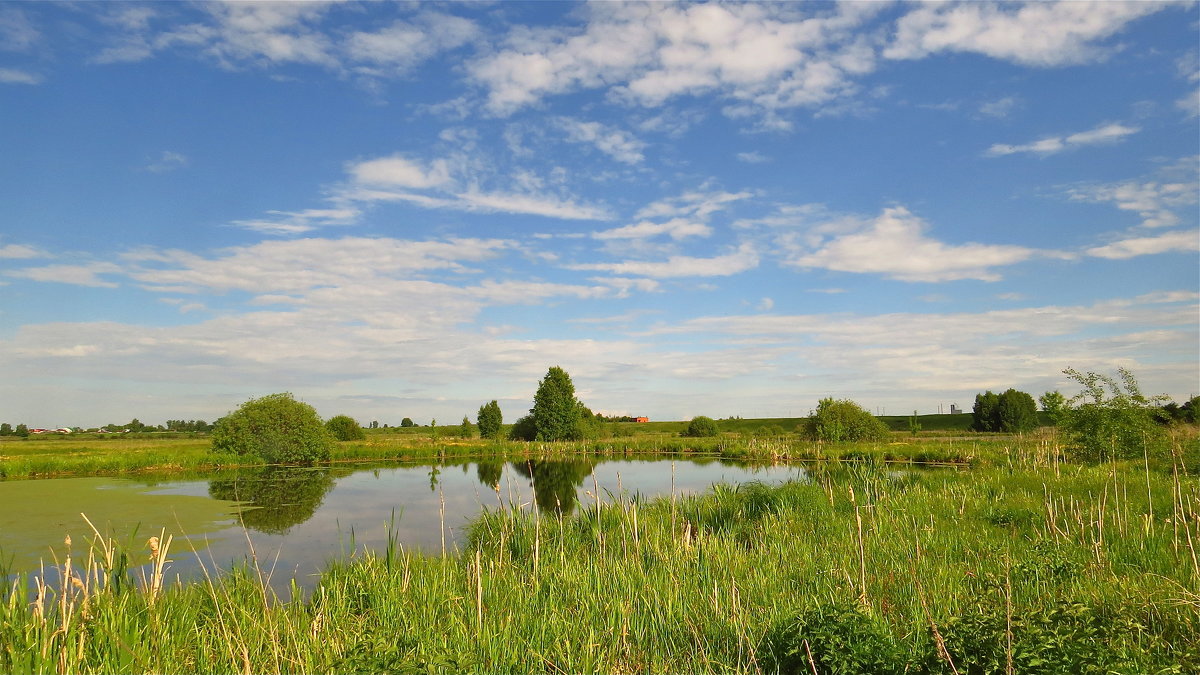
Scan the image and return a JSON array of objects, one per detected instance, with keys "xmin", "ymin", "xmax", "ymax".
[{"xmin": 0, "ymin": 1, "xmax": 1197, "ymax": 428}]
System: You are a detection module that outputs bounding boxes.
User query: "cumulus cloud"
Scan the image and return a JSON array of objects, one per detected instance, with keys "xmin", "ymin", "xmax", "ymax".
[
  {"xmin": 782, "ymin": 206, "xmax": 1044, "ymax": 282},
  {"xmin": 469, "ymin": 2, "xmax": 883, "ymax": 118},
  {"xmin": 885, "ymin": 1, "xmax": 1164, "ymax": 66},
  {"xmin": 986, "ymin": 122, "xmax": 1139, "ymax": 156},
  {"xmin": 1086, "ymin": 229, "xmax": 1200, "ymax": 259},
  {"xmin": 344, "ymin": 12, "xmax": 478, "ymax": 72}
]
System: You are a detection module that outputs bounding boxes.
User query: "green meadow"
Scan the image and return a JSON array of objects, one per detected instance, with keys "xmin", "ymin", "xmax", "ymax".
[{"xmin": 1, "ymin": 422, "xmax": 1197, "ymax": 673}]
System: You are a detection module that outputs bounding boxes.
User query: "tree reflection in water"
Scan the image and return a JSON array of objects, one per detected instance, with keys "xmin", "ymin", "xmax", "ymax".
[
  {"xmin": 509, "ymin": 460, "xmax": 595, "ymax": 515},
  {"xmin": 475, "ymin": 461, "xmax": 503, "ymax": 491},
  {"xmin": 208, "ymin": 467, "xmax": 335, "ymax": 535}
]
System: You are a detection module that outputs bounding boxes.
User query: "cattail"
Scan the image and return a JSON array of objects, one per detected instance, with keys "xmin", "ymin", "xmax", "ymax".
[{"xmin": 148, "ymin": 536, "xmax": 160, "ymax": 560}]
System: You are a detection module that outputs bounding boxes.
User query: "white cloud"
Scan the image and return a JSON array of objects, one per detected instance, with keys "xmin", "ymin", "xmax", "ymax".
[
  {"xmin": 736, "ymin": 151, "xmax": 769, "ymax": 163},
  {"xmin": 0, "ymin": 68, "xmax": 41, "ymax": 85},
  {"xmin": 0, "ymin": 244, "xmax": 43, "ymax": 259},
  {"xmin": 977, "ymin": 96, "xmax": 1018, "ymax": 119},
  {"xmin": 469, "ymin": 2, "xmax": 884, "ymax": 117},
  {"xmin": 1178, "ymin": 87, "xmax": 1199, "ymax": 119},
  {"xmin": 635, "ymin": 188, "xmax": 753, "ymax": 220},
  {"xmin": 1067, "ymin": 165, "xmax": 1199, "ymax": 228},
  {"xmin": 1086, "ymin": 229, "xmax": 1200, "ymax": 259},
  {"xmin": 0, "ymin": 7, "xmax": 39, "ymax": 52},
  {"xmin": 783, "ymin": 206, "xmax": 1043, "ymax": 282},
  {"xmin": 230, "ymin": 207, "xmax": 360, "ymax": 236},
  {"xmin": 5, "ymin": 263, "xmax": 123, "ymax": 288},
  {"xmin": 885, "ymin": 2, "xmax": 1165, "ymax": 67},
  {"xmin": 345, "ymin": 12, "xmax": 477, "ymax": 72},
  {"xmin": 555, "ymin": 117, "xmax": 646, "ymax": 164},
  {"xmin": 593, "ymin": 218, "xmax": 712, "ymax": 241},
  {"xmin": 144, "ymin": 150, "xmax": 189, "ymax": 173},
  {"xmin": 986, "ymin": 122, "xmax": 1139, "ymax": 156},
  {"xmin": 455, "ymin": 190, "xmax": 611, "ymax": 221},
  {"xmin": 349, "ymin": 155, "xmax": 452, "ymax": 189},
  {"xmin": 567, "ymin": 242, "xmax": 758, "ymax": 278},
  {"xmin": 756, "ymin": 297, "xmax": 774, "ymax": 311}
]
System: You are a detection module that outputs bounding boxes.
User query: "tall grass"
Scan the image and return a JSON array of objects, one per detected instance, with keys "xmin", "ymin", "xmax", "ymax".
[{"xmin": 3, "ymin": 460, "xmax": 1197, "ymax": 673}]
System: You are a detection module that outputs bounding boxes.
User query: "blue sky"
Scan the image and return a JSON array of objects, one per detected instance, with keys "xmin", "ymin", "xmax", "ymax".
[{"xmin": 1, "ymin": 1, "xmax": 1197, "ymax": 428}]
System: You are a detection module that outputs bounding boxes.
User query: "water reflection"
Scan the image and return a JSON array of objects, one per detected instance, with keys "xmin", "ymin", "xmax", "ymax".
[
  {"xmin": 476, "ymin": 461, "xmax": 503, "ymax": 491},
  {"xmin": 509, "ymin": 460, "xmax": 596, "ymax": 515},
  {"xmin": 208, "ymin": 467, "xmax": 335, "ymax": 535}
]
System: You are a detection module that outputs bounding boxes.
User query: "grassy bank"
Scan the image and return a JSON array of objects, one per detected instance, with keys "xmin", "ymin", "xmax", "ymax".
[
  {"xmin": 2, "ymin": 462, "xmax": 1197, "ymax": 673},
  {"xmin": 3, "ymin": 424, "xmax": 1197, "ymax": 480}
]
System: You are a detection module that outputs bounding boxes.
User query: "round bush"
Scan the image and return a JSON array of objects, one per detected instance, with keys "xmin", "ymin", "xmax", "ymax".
[
  {"xmin": 211, "ymin": 393, "xmax": 332, "ymax": 464},
  {"xmin": 325, "ymin": 414, "xmax": 365, "ymax": 441},
  {"xmin": 683, "ymin": 415, "xmax": 719, "ymax": 438}
]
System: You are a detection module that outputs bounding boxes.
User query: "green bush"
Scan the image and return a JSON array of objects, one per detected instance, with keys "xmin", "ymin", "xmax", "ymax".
[
  {"xmin": 1060, "ymin": 367, "xmax": 1169, "ymax": 461},
  {"xmin": 211, "ymin": 393, "xmax": 332, "ymax": 464},
  {"xmin": 325, "ymin": 414, "xmax": 365, "ymax": 441},
  {"xmin": 805, "ymin": 398, "xmax": 889, "ymax": 442},
  {"xmin": 683, "ymin": 415, "xmax": 718, "ymax": 438}
]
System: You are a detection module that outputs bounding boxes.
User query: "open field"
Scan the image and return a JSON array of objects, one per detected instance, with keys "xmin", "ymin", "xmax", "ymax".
[{"xmin": 2, "ymin": 460, "xmax": 1197, "ymax": 673}]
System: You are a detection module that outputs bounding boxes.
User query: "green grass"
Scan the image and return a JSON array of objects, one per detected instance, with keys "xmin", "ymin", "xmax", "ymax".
[
  {"xmin": 5, "ymin": 422, "xmax": 1197, "ymax": 480},
  {"xmin": 2, "ymin": 460, "xmax": 1197, "ymax": 673}
]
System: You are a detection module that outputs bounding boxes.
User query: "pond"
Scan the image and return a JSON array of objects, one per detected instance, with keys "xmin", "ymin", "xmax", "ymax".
[{"xmin": 1, "ymin": 457, "xmax": 808, "ymax": 590}]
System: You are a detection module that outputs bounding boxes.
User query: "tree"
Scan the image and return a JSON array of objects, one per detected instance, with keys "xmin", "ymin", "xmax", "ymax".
[
  {"xmin": 907, "ymin": 411, "xmax": 922, "ymax": 436},
  {"xmin": 1039, "ymin": 391, "xmax": 1067, "ymax": 426},
  {"xmin": 211, "ymin": 393, "xmax": 332, "ymax": 464},
  {"xmin": 457, "ymin": 416, "xmax": 475, "ymax": 439},
  {"xmin": 805, "ymin": 398, "xmax": 889, "ymax": 442},
  {"xmin": 997, "ymin": 389, "xmax": 1038, "ymax": 433},
  {"xmin": 477, "ymin": 400, "xmax": 503, "ymax": 439},
  {"xmin": 1060, "ymin": 367, "xmax": 1169, "ymax": 461},
  {"xmin": 683, "ymin": 415, "xmax": 718, "ymax": 438},
  {"xmin": 325, "ymin": 414, "xmax": 365, "ymax": 441},
  {"xmin": 208, "ymin": 467, "xmax": 334, "ymax": 535},
  {"xmin": 14, "ymin": 423, "xmax": 28, "ymax": 438},
  {"xmin": 400, "ymin": 417, "xmax": 415, "ymax": 428},
  {"xmin": 0, "ymin": 423, "xmax": 10, "ymax": 436},
  {"xmin": 529, "ymin": 366, "xmax": 585, "ymax": 442},
  {"xmin": 972, "ymin": 392, "xmax": 1000, "ymax": 432}
]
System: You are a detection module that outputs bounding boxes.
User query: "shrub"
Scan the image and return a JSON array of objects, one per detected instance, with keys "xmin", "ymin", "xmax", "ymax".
[
  {"xmin": 211, "ymin": 393, "xmax": 332, "ymax": 464},
  {"xmin": 683, "ymin": 415, "xmax": 719, "ymax": 438},
  {"xmin": 1060, "ymin": 367, "xmax": 1169, "ymax": 461},
  {"xmin": 805, "ymin": 398, "xmax": 889, "ymax": 442},
  {"xmin": 325, "ymin": 415, "xmax": 365, "ymax": 441}
]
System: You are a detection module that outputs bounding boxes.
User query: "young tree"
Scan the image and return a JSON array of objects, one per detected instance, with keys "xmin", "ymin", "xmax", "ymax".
[
  {"xmin": 1039, "ymin": 391, "xmax": 1067, "ymax": 426},
  {"xmin": 458, "ymin": 416, "xmax": 475, "ymax": 439},
  {"xmin": 683, "ymin": 415, "xmax": 719, "ymax": 438},
  {"xmin": 325, "ymin": 414, "xmax": 365, "ymax": 441},
  {"xmin": 1060, "ymin": 367, "xmax": 1169, "ymax": 461},
  {"xmin": 211, "ymin": 393, "xmax": 332, "ymax": 464},
  {"xmin": 805, "ymin": 398, "xmax": 889, "ymax": 442},
  {"xmin": 477, "ymin": 400, "xmax": 503, "ymax": 439},
  {"xmin": 530, "ymin": 366, "xmax": 584, "ymax": 441}
]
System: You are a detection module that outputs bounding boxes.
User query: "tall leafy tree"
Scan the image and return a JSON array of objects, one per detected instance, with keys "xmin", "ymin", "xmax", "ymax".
[
  {"xmin": 477, "ymin": 400, "xmax": 503, "ymax": 439},
  {"xmin": 997, "ymin": 389, "xmax": 1038, "ymax": 433},
  {"xmin": 972, "ymin": 392, "xmax": 1000, "ymax": 432},
  {"xmin": 14, "ymin": 423, "xmax": 28, "ymax": 438},
  {"xmin": 530, "ymin": 366, "xmax": 584, "ymax": 441},
  {"xmin": 1039, "ymin": 391, "xmax": 1067, "ymax": 426},
  {"xmin": 0, "ymin": 423, "xmax": 11, "ymax": 436}
]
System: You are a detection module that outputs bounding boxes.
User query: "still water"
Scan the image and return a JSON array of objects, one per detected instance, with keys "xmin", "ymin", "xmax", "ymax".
[{"xmin": 1, "ymin": 458, "xmax": 807, "ymax": 588}]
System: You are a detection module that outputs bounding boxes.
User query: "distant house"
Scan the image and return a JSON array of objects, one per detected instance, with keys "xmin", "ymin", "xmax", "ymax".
[
  {"xmin": 634, "ymin": 417, "xmax": 649, "ymax": 423},
  {"xmin": 30, "ymin": 428, "xmax": 50, "ymax": 434},
  {"xmin": 55, "ymin": 428, "xmax": 72, "ymax": 434}
]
